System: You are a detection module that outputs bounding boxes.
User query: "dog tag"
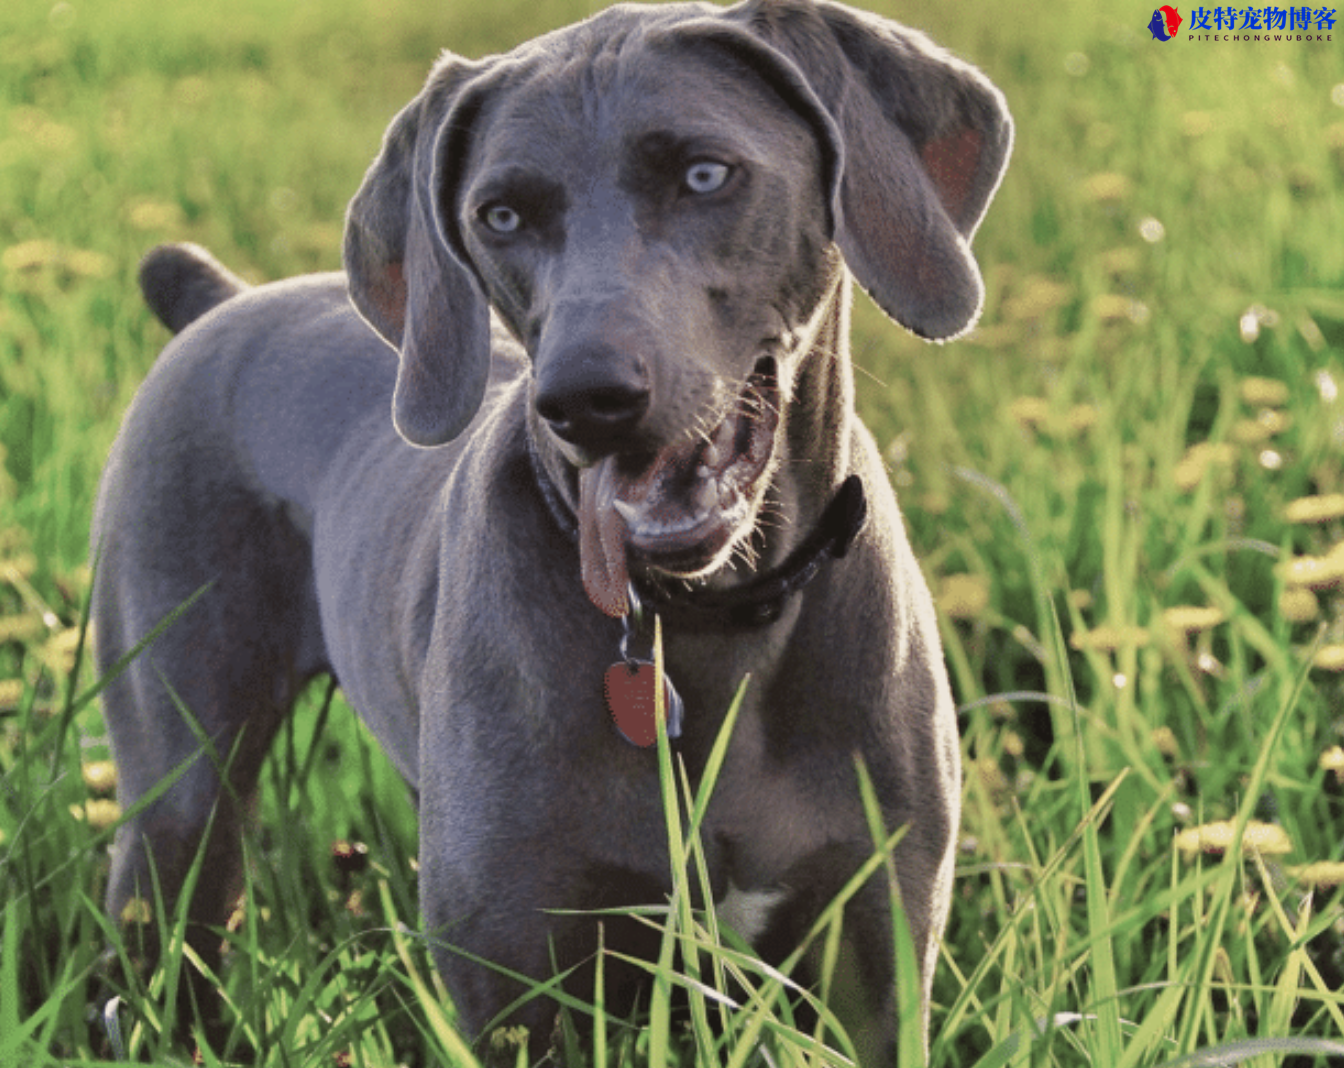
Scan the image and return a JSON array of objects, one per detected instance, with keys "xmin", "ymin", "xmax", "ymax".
[{"xmin": 604, "ymin": 659, "xmax": 684, "ymax": 747}]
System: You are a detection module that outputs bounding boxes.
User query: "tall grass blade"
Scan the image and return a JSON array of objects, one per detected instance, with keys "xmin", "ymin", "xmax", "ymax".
[
  {"xmin": 1177, "ymin": 632, "xmax": 1319, "ymax": 1056},
  {"xmin": 651, "ymin": 613, "xmax": 684, "ymax": 1067},
  {"xmin": 854, "ymin": 757, "xmax": 925, "ymax": 1068},
  {"xmin": 379, "ymin": 880, "xmax": 480, "ymax": 1066},
  {"xmin": 1153, "ymin": 1036, "xmax": 1344, "ymax": 1067},
  {"xmin": 67, "ymin": 579, "xmax": 213, "ymax": 717},
  {"xmin": 1042, "ymin": 586, "xmax": 1124, "ymax": 1059}
]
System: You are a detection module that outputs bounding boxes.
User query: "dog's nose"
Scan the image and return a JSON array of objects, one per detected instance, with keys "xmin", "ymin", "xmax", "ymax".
[{"xmin": 534, "ymin": 343, "xmax": 651, "ymax": 455}]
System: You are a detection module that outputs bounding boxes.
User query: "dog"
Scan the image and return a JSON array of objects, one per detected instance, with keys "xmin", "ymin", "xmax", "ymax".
[{"xmin": 92, "ymin": 0, "xmax": 1010, "ymax": 1060}]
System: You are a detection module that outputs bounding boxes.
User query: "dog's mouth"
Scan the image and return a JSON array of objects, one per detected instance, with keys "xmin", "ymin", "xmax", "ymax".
[{"xmin": 578, "ymin": 359, "xmax": 780, "ymax": 617}]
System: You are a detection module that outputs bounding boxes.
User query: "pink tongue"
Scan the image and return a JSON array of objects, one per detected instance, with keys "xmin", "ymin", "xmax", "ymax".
[{"xmin": 579, "ymin": 458, "xmax": 631, "ymax": 618}]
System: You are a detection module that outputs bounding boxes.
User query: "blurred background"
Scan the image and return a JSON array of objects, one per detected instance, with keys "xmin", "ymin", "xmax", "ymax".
[{"xmin": 1, "ymin": 0, "xmax": 1342, "ymax": 1063}]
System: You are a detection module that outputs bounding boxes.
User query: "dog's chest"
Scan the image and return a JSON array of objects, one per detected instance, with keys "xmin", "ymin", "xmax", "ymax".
[
  {"xmin": 715, "ymin": 882, "xmax": 790, "ymax": 944},
  {"xmin": 694, "ymin": 702, "xmax": 851, "ymax": 881}
]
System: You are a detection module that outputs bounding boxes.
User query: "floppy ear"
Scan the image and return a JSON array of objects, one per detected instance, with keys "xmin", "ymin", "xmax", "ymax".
[
  {"xmin": 723, "ymin": 0, "xmax": 1013, "ymax": 340},
  {"xmin": 344, "ymin": 57, "xmax": 493, "ymax": 446}
]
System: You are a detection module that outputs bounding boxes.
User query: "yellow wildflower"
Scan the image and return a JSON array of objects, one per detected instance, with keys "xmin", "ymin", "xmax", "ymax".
[
  {"xmin": 127, "ymin": 199, "xmax": 184, "ymax": 232},
  {"xmin": 1232, "ymin": 409, "xmax": 1291, "ymax": 446},
  {"xmin": 974, "ymin": 757, "xmax": 1011, "ymax": 800},
  {"xmin": 918, "ymin": 490, "xmax": 949, "ymax": 516},
  {"xmin": 1002, "ymin": 277, "xmax": 1072, "ymax": 322},
  {"xmin": 1090, "ymin": 294, "xmax": 1135, "ymax": 322},
  {"xmin": 1173, "ymin": 442, "xmax": 1235, "ymax": 492},
  {"xmin": 2, "ymin": 239, "xmax": 112, "ymax": 280},
  {"xmin": 69, "ymin": 798, "xmax": 121, "ymax": 831},
  {"xmin": 1070, "ymin": 624, "xmax": 1150, "ymax": 652},
  {"xmin": 1312, "ymin": 645, "xmax": 1344, "ymax": 672},
  {"xmin": 0, "ymin": 551, "xmax": 36, "ymax": 577},
  {"xmin": 1277, "ymin": 551, "xmax": 1344, "ymax": 589},
  {"xmin": 1007, "ymin": 398, "xmax": 1097, "ymax": 437},
  {"xmin": 1240, "ymin": 376, "xmax": 1290, "ymax": 407},
  {"xmin": 82, "ymin": 760, "xmax": 117, "ymax": 795},
  {"xmin": 1162, "ymin": 605, "xmax": 1226, "ymax": 635},
  {"xmin": 1175, "ymin": 819, "xmax": 1292, "ymax": 857},
  {"xmin": 120, "ymin": 897, "xmax": 153, "ymax": 925},
  {"xmin": 1082, "ymin": 172, "xmax": 1131, "ymax": 203},
  {"xmin": 1098, "ymin": 247, "xmax": 1142, "ymax": 276},
  {"xmin": 2, "ymin": 239, "xmax": 62, "ymax": 273},
  {"xmin": 1065, "ymin": 404, "xmax": 1099, "ymax": 433},
  {"xmin": 13, "ymin": 108, "xmax": 76, "ymax": 152},
  {"xmin": 1150, "ymin": 726, "xmax": 1180, "ymax": 759},
  {"xmin": 1284, "ymin": 494, "xmax": 1344, "ymax": 524},
  {"xmin": 42, "ymin": 628, "xmax": 83, "ymax": 674},
  {"xmin": 1291, "ymin": 861, "xmax": 1344, "ymax": 888},
  {"xmin": 64, "ymin": 248, "xmax": 113, "ymax": 279},
  {"xmin": 1256, "ymin": 409, "xmax": 1291, "ymax": 435},
  {"xmin": 1278, "ymin": 587, "xmax": 1319, "ymax": 623},
  {"xmin": 0, "ymin": 678, "xmax": 26, "ymax": 710},
  {"xmin": 0, "ymin": 614, "xmax": 44, "ymax": 644},
  {"xmin": 1008, "ymin": 396, "xmax": 1050, "ymax": 429},
  {"xmin": 938, "ymin": 573, "xmax": 991, "ymax": 620},
  {"xmin": 1232, "ymin": 419, "xmax": 1272, "ymax": 446}
]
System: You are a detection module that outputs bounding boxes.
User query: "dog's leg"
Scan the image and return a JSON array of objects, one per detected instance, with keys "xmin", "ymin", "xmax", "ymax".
[
  {"xmin": 94, "ymin": 455, "xmax": 322, "ymax": 1036},
  {"xmin": 742, "ymin": 852, "xmax": 900, "ymax": 1065},
  {"xmin": 423, "ymin": 861, "xmax": 671, "ymax": 1064}
]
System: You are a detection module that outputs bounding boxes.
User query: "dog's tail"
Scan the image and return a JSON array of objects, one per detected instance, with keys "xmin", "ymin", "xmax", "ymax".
[{"xmin": 138, "ymin": 243, "xmax": 248, "ymax": 334}]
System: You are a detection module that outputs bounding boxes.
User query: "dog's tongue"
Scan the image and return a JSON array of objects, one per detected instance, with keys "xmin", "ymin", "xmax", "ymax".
[{"xmin": 579, "ymin": 457, "xmax": 631, "ymax": 618}]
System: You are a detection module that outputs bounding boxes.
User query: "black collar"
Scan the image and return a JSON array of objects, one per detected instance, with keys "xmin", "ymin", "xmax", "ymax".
[{"xmin": 526, "ymin": 435, "xmax": 868, "ymax": 630}]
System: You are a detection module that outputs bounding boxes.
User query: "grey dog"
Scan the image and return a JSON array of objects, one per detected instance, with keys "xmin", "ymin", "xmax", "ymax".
[{"xmin": 93, "ymin": 0, "xmax": 1010, "ymax": 1059}]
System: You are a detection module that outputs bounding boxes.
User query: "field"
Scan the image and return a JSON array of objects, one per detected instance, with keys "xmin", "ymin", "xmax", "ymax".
[{"xmin": 2, "ymin": 0, "xmax": 1344, "ymax": 1064}]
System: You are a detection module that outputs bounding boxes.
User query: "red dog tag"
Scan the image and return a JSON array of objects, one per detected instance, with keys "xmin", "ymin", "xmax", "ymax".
[{"xmin": 603, "ymin": 660, "xmax": 683, "ymax": 747}]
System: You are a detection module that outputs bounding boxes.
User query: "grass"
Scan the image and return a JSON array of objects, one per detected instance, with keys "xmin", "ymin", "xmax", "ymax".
[{"xmin": 2, "ymin": 0, "xmax": 1344, "ymax": 1063}]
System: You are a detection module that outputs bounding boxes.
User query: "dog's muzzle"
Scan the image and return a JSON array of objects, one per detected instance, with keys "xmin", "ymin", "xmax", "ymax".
[{"xmin": 577, "ymin": 358, "xmax": 780, "ymax": 617}]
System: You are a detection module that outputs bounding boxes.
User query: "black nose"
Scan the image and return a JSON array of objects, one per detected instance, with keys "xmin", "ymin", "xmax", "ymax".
[{"xmin": 534, "ymin": 342, "xmax": 650, "ymax": 455}]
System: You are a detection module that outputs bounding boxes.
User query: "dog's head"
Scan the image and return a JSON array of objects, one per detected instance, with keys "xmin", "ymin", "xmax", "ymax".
[{"xmin": 344, "ymin": 0, "xmax": 1011, "ymax": 616}]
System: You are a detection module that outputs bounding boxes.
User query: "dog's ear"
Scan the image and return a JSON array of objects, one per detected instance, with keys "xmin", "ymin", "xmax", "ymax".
[
  {"xmin": 344, "ymin": 57, "xmax": 493, "ymax": 446},
  {"xmin": 720, "ymin": 0, "xmax": 1012, "ymax": 341}
]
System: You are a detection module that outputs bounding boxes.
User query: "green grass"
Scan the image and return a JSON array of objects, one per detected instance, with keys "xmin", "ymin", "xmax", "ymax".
[{"xmin": 3, "ymin": 0, "xmax": 1344, "ymax": 1063}]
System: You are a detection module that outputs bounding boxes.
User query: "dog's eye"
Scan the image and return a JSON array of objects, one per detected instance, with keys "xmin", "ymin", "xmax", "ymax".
[
  {"xmin": 683, "ymin": 161, "xmax": 731, "ymax": 195},
  {"xmin": 481, "ymin": 204, "xmax": 522, "ymax": 234}
]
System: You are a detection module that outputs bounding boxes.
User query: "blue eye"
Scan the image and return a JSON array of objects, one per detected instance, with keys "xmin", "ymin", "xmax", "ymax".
[
  {"xmin": 684, "ymin": 161, "xmax": 731, "ymax": 195},
  {"xmin": 482, "ymin": 204, "xmax": 521, "ymax": 234}
]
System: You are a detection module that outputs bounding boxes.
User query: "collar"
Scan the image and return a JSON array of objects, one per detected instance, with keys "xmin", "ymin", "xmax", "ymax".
[{"xmin": 526, "ymin": 434, "xmax": 868, "ymax": 630}]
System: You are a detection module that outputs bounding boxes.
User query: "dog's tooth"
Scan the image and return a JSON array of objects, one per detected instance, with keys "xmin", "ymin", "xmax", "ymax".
[
  {"xmin": 639, "ymin": 508, "xmax": 708, "ymax": 538},
  {"xmin": 713, "ymin": 412, "xmax": 736, "ymax": 451},
  {"xmin": 693, "ymin": 474, "xmax": 721, "ymax": 514},
  {"xmin": 702, "ymin": 441, "xmax": 722, "ymax": 468},
  {"xmin": 613, "ymin": 499, "xmax": 639, "ymax": 524}
]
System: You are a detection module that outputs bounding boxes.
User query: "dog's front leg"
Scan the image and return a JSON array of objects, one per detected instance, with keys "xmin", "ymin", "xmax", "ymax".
[{"xmin": 415, "ymin": 679, "xmax": 674, "ymax": 1061}]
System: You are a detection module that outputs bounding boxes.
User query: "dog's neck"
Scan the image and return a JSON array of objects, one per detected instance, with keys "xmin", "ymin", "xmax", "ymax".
[{"xmin": 771, "ymin": 254, "xmax": 857, "ymax": 566}]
